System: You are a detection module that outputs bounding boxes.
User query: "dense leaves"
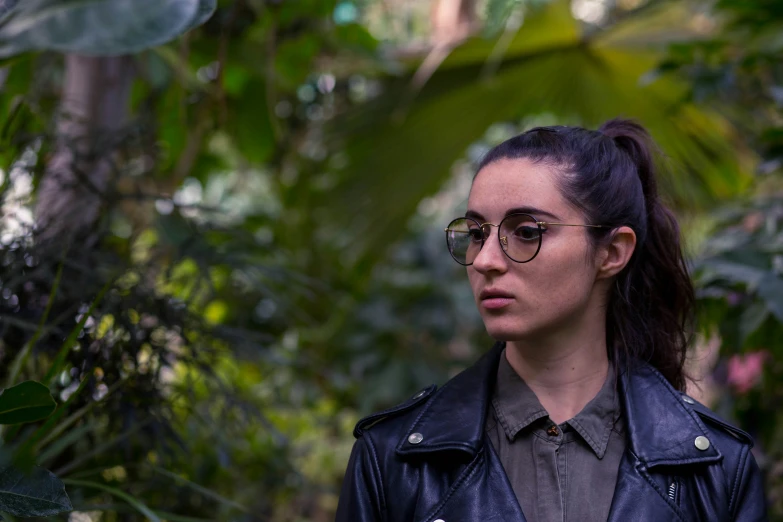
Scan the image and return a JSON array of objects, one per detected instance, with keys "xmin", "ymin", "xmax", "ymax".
[
  {"xmin": 660, "ymin": 0, "xmax": 783, "ymax": 514},
  {"xmin": 321, "ymin": 0, "xmax": 752, "ymax": 270},
  {"xmin": 0, "ymin": 0, "xmax": 781, "ymax": 519}
]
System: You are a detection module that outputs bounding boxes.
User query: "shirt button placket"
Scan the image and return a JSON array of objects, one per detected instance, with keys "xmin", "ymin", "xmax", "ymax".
[{"xmin": 538, "ymin": 422, "xmax": 566, "ymax": 522}]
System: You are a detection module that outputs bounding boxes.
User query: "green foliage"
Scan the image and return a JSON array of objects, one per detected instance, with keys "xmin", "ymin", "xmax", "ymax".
[
  {"xmin": 0, "ymin": 0, "xmax": 780, "ymax": 519},
  {"xmin": 694, "ymin": 195, "xmax": 783, "ymax": 350},
  {"xmin": 64, "ymin": 479, "xmax": 160, "ymax": 521},
  {"xmin": 0, "ymin": 381, "xmax": 55, "ymax": 424},
  {"xmin": 0, "ymin": 463, "xmax": 71, "ymax": 517},
  {"xmin": 692, "ymin": 191, "xmax": 783, "ymax": 514},
  {"xmin": 321, "ymin": 0, "xmax": 753, "ymax": 272},
  {"xmin": 0, "ymin": 378, "xmax": 73, "ymax": 519},
  {"xmin": 656, "ymin": 0, "xmax": 783, "ymax": 514}
]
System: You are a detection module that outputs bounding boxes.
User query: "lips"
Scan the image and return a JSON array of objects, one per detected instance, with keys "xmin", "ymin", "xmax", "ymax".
[
  {"xmin": 479, "ymin": 289, "xmax": 513, "ymax": 301},
  {"xmin": 479, "ymin": 289, "xmax": 514, "ymax": 310}
]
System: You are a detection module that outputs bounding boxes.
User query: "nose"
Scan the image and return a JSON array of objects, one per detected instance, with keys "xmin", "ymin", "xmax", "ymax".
[{"xmin": 471, "ymin": 230, "xmax": 509, "ymax": 275}]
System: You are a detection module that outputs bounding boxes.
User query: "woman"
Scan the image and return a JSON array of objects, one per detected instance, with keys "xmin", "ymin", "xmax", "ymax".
[{"xmin": 335, "ymin": 120, "xmax": 767, "ymax": 521}]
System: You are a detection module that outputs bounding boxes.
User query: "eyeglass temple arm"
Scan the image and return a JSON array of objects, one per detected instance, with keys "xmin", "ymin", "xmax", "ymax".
[
  {"xmin": 445, "ymin": 223, "xmax": 608, "ymax": 231},
  {"xmin": 537, "ymin": 222, "xmax": 608, "ymax": 228}
]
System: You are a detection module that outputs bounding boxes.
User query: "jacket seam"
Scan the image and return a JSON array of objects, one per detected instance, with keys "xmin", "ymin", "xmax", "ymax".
[
  {"xmin": 363, "ymin": 433, "xmax": 388, "ymax": 521},
  {"xmin": 425, "ymin": 448, "xmax": 483, "ymax": 522},
  {"xmin": 695, "ymin": 410, "xmax": 754, "ymax": 446},
  {"xmin": 356, "ymin": 385, "xmax": 436, "ymax": 437},
  {"xmin": 728, "ymin": 443, "xmax": 749, "ymax": 516}
]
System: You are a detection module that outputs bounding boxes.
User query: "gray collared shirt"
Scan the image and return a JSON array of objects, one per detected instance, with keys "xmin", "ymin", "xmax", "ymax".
[{"xmin": 485, "ymin": 351, "xmax": 625, "ymax": 522}]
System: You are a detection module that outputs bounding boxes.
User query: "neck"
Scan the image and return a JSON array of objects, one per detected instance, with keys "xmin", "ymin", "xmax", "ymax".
[{"xmin": 504, "ymin": 301, "xmax": 610, "ymax": 424}]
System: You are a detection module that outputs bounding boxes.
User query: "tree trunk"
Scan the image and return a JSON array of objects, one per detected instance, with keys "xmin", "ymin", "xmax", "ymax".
[{"xmin": 35, "ymin": 54, "xmax": 135, "ymax": 245}]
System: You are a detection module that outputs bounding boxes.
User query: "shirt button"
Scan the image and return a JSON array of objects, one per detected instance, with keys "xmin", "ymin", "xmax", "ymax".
[
  {"xmin": 546, "ymin": 425, "xmax": 560, "ymax": 436},
  {"xmin": 682, "ymin": 395, "xmax": 695, "ymax": 404}
]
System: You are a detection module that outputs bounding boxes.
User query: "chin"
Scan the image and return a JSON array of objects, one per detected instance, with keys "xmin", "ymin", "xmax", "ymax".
[{"xmin": 482, "ymin": 317, "xmax": 530, "ymax": 341}]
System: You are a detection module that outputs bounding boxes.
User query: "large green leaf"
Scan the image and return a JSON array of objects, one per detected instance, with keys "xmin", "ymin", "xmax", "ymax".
[
  {"xmin": 0, "ymin": 464, "xmax": 72, "ymax": 517},
  {"xmin": 0, "ymin": 381, "xmax": 55, "ymax": 425},
  {"xmin": 321, "ymin": 0, "xmax": 754, "ymax": 270},
  {"xmin": 0, "ymin": 0, "xmax": 216, "ymax": 58}
]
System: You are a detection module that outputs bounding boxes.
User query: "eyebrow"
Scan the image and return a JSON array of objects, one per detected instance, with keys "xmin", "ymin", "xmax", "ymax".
[{"xmin": 465, "ymin": 206, "xmax": 561, "ymax": 222}]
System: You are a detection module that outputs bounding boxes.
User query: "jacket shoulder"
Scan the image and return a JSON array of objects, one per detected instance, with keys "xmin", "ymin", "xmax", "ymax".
[
  {"xmin": 682, "ymin": 393, "xmax": 754, "ymax": 448},
  {"xmin": 353, "ymin": 384, "xmax": 437, "ymax": 438}
]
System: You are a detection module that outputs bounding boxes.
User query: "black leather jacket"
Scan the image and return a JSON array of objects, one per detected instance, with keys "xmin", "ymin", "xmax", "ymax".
[{"xmin": 336, "ymin": 343, "xmax": 768, "ymax": 521}]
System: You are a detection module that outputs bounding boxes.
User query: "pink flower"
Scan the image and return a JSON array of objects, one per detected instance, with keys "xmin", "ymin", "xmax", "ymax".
[{"xmin": 727, "ymin": 351, "xmax": 768, "ymax": 394}]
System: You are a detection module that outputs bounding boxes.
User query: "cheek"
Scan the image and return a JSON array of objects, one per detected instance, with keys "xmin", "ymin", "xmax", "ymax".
[
  {"xmin": 467, "ymin": 269, "xmax": 482, "ymax": 297},
  {"xmin": 518, "ymin": 242, "xmax": 594, "ymax": 299},
  {"xmin": 531, "ymin": 244, "xmax": 594, "ymax": 301}
]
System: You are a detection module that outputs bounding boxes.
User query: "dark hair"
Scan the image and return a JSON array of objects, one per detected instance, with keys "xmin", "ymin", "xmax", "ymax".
[{"xmin": 477, "ymin": 119, "xmax": 694, "ymax": 391}]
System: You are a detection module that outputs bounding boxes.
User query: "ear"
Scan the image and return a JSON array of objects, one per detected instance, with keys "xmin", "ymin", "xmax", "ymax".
[{"xmin": 596, "ymin": 226, "xmax": 636, "ymax": 280}]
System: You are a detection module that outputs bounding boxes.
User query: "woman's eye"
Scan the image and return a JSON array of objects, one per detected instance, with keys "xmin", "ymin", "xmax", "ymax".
[
  {"xmin": 514, "ymin": 226, "xmax": 539, "ymax": 241},
  {"xmin": 468, "ymin": 229, "xmax": 483, "ymax": 242}
]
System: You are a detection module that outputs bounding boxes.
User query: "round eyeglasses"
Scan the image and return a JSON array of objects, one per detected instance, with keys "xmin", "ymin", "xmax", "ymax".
[{"xmin": 444, "ymin": 213, "xmax": 609, "ymax": 266}]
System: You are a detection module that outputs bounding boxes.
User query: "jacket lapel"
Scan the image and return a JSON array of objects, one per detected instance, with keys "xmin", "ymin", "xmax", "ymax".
[
  {"xmin": 423, "ymin": 444, "xmax": 527, "ymax": 522},
  {"xmin": 606, "ymin": 362, "xmax": 725, "ymax": 521},
  {"xmin": 618, "ymin": 363, "xmax": 722, "ymax": 467},
  {"xmin": 395, "ymin": 343, "xmax": 503, "ymax": 459},
  {"xmin": 395, "ymin": 343, "xmax": 528, "ymax": 521}
]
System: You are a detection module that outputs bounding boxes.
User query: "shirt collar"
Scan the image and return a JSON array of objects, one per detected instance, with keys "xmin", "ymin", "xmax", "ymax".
[
  {"xmin": 491, "ymin": 349, "xmax": 621, "ymax": 459},
  {"xmin": 567, "ymin": 362, "xmax": 621, "ymax": 459},
  {"xmin": 491, "ymin": 351, "xmax": 548, "ymax": 440}
]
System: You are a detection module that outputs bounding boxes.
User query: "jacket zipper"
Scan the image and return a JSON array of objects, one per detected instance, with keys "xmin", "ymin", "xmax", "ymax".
[{"xmin": 667, "ymin": 480, "xmax": 678, "ymax": 502}]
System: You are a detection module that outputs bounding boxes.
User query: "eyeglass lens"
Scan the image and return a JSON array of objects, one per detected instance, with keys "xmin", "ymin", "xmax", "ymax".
[{"xmin": 446, "ymin": 214, "xmax": 542, "ymax": 265}]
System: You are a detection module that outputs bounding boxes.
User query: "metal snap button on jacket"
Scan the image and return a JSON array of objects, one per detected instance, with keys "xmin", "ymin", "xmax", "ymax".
[
  {"xmin": 412, "ymin": 390, "xmax": 427, "ymax": 400},
  {"xmin": 682, "ymin": 395, "xmax": 695, "ymax": 404},
  {"xmin": 694, "ymin": 436, "xmax": 710, "ymax": 450},
  {"xmin": 408, "ymin": 432, "xmax": 424, "ymax": 444}
]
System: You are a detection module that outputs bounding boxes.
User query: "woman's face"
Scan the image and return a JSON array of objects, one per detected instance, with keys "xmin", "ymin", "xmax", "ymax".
[{"xmin": 466, "ymin": 157, "xmax": 604, "ymax": 342}]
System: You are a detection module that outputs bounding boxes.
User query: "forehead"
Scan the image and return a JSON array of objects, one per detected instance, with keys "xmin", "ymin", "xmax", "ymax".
[{"xmin": 468, "ymin": 157, "xmax": 570, "ymax": 218}]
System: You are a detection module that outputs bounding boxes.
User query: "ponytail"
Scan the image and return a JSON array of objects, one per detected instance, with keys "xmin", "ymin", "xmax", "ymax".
[
  {"xmin": 600, "ymin": 119, "xmax": 694, "ymax": 391},
  {"xmin": 477, "ymin": 118, "xmax": 694, "ymax": 390}
]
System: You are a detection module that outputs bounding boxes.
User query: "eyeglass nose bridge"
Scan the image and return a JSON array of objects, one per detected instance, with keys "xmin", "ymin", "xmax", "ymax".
[
  {"xmin": 478, "ymin": 222, "xmax": 509, "ymax": 252},
  {"xmin": 479, "ymin": 222, "xmax": 499, "ymax": 235}
]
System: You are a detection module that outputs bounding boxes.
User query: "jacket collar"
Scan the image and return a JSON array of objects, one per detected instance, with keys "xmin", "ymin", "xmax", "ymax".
[
  {"xmin": 395, "ymin": 342, "xmax": 502, "ymax": 457},
  {"xmin": 396, "ymin": 342, "xmax": 722, "ymax": 467},
  {"xmin": 618, "ymin": 361, "xmax": 722, "ymax": 467}
]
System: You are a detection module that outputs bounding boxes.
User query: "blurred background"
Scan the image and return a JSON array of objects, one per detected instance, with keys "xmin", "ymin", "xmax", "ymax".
[{"xmin": 0, "ymin": 0, "xmax": 782, "ymax": 520}]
